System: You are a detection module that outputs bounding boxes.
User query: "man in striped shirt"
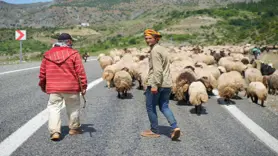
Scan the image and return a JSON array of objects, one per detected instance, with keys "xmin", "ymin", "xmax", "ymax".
[{"xmin": 39, "ymin": 33, "xmax": 87, "ymax": 141}]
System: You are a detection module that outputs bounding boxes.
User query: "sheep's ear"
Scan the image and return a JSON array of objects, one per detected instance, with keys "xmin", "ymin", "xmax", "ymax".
[
  {"xmin": 184, "ymin": 66, "xmax": 195, "ymax": 71},
  {"xmin": 202, "ymin": 76, "xmax": 208, "ymax": 80},
  {"xmin": 122, "ymin": 67, "xmax": 129, "ymax": 72}
]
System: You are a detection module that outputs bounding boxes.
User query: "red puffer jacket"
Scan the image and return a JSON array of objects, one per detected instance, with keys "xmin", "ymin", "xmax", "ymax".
[{"xmin": 38, "ymin": 46, "xmax": 87, "ymax": 94}]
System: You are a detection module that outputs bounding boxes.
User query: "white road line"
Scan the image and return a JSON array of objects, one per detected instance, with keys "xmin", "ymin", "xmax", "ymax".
[
  {"xmin": 0, "ymin": 78, "xmax": 103, "ymax": 156},
  {"xmin": 212, "ymin": 89, "xmax": 278, "ymax": 154},
  {"xmin": 0, "ymin": 66, "xmax": 40, "ymax": 75},
  {"xmin": 0, "ymin": 58, "xmax": 97, "ymax": 76},
  {"xmin": 86, "ymin": 58, "xmax": 97, "ymax": 62}
]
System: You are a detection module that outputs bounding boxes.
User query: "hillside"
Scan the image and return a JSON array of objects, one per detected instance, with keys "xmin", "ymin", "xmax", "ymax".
[
  {"xmin": 0, "ymin": 0, "xmax": 258, "ymax": 28},
  {"xmin": 1, "ymin": 0, "xmax": 278, "ymax": 62}
]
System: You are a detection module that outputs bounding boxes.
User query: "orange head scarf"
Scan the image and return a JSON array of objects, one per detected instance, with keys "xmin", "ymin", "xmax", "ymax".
[{"xmin": 144, "ymin": 29, "xmax": 162, "ymax": 41}]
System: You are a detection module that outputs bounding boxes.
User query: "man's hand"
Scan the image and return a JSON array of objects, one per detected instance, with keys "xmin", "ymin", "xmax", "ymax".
[
  {"xmin": 81, "ymin": 89, "xmax": 86, "ymax": 95},
  {"xmin": 151, "ymin": 87, "xmax": 158, "ymax": 94}
]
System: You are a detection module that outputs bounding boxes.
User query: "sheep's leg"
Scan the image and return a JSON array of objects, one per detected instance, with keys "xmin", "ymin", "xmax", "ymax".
[
  {"xmin": 268, "ymin": 87, "xmax": 272, "ymax": 94},
  {"xmin": 124, "ymin": 90, "xmax": 128, "ymax": 97},
  {"xmin": 117, "ymin": 91, "xmax": 121, "ymax": 98},
  {"xmin": 254, "ymin": 96, "xmax": 258, "ymax": 104},
  {"xmin": 184, "ymin": 92, "xmax": 190, "ymax": 104},
  {"xmin": 250, "ymin": 96, "xmax": 254, "ymax": 102},
  {"xmin": 261, "ymin": 100, "xmax": 265, "ymax": 107},
  {"xmin": 195, "ymin": 106, "xmax": 198, "ymax": 114},
  {"xmin": 107, "ymin": 81, "xmax": 111, "ymax": 89},
  {"xmin": 198, "ymin": 104, "xmax": 202, "ymax": 115},
  {"xmin": 137, "ymin": 80, "xmax": 143, "ymax": 90}
]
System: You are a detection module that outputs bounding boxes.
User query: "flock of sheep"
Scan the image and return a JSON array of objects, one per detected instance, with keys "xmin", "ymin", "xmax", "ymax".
[{"xmin": 97, "ymin": 45, "xmax": 278, "ymax": 115}]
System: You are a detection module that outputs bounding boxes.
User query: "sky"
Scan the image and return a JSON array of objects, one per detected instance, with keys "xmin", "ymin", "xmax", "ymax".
[{"xmin": 2, "ymin": 0, "xmax": 53, "ymax": 4}]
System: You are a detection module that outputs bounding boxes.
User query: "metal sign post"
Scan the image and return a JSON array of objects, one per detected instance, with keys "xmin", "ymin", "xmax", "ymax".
[
  {"xmin": 20, "ymin": 40, "xmax": 22, "ymax": 63},
  {"xmin": 15, "ymin": 30, "xmax": 26, "ymax": 63}
]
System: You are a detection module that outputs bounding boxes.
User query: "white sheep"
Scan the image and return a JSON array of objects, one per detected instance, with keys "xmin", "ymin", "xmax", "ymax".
[{"xmin": 188, "ymin": 80, "xmax": 209, "ymax": 115}]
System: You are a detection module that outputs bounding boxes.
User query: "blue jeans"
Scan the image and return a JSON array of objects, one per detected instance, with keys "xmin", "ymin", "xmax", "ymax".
[{"xmin": 145, "ymin": 86, "xmax": 178, "ymax": 133}]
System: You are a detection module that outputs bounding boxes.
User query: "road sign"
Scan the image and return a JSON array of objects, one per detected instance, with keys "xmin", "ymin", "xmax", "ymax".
[
  {"xmin": 15, "ymin": 30, "xmax": 26, "ymax": 63},
  {"xmin": 15, "ymin": 30, "xmax": 26, "ymax": 40}
]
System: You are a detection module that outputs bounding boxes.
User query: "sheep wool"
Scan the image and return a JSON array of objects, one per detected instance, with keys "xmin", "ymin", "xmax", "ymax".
[
  {"xmin": 188, "ymin": 81, "xmax": 209, "ymax": 106},
  {"xmin": 113, "ymin": 70, "xmax": 133, "ymax": 98},
  {"xmin": 99, "ymin": 56, "xmax": 113, "ymax": 70},
  {"xmin": 246, "ymin": 82, "xmax": 268, "ymax": 107}
]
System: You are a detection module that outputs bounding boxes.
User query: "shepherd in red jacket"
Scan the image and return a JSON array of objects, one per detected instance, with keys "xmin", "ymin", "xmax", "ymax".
[{"xmin": 39, "ymin": 33, "xmax": 88, "ymax": 141}]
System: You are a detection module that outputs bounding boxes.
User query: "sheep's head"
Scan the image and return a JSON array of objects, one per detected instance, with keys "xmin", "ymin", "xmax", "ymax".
[
  {"xmin": 241, "ymin": 58, "xmax": 250, "ymax": 65},
  {"xmin": 261, "ymin": 63, "xmax": 276, "ymax": 76},
  {"xmin": 220, "ymin": 51, "xmax": 226, "ymax": 57},
  {"xmin": 210, "ymin": 50, "xmax": 216, "ymax": 56},
  {"xmin": 139, "ymin": 55, "xmax": 146, "ymax": 61}
]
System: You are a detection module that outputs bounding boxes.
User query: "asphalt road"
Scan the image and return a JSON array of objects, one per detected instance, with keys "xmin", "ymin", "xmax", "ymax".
[{"xmin": 0, "ymin": 58, "xmax": 278, "ymax": 156}]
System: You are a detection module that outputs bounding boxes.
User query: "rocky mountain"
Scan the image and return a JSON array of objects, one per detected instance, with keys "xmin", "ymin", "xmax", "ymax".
[{"xmin": 0, "ymin": 0, "xmax": 259, "ymax": 28}]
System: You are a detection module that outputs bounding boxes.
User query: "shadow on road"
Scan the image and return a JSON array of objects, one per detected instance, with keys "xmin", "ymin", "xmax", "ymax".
[
  {"xmin": 59, "ymin": 124, "xmax": 97, "ymax": 140},
  {"xmin": 117, "ymin": 92, "xmax": 134, "ymax": 99},
  {"xmin": 175, "ymin": 100, "xmax": 191, "ymax": 106},
  {"xmin": 189, "ymin": 106, "xmax": 208, "ymax": 116},
  {"xmin": 217, "ymin": 98, "xmax": 236, "ymax": 105}
]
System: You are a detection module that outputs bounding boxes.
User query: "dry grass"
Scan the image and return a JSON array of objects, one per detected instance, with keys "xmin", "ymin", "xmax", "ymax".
[
  {"xmin": 260, "ymin": 52, "xmax": 278, "ymax": 69},
  {"xmin": 161, "ymin": 16, "xmax": 218, "ymax": 35},
  {"xmin": 55, "ymin": 27, "xmax": 100, "ymax": 36}
]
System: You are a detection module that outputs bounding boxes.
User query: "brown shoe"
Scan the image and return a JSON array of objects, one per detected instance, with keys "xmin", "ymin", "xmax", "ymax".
[
  {"xmin": 69, "ymin": 129, "xmax": 82, "ymax": 135},
  {"xmin": 140, "ymin": 130, "xmax": 160, "ymax": 138},
  {"xmin": 50, "ymin": 132, "xmax": 60, "ymax": 141},
  {"xmin": 171, "ymin": 128, "xmax": 181, "ymax": 140}
]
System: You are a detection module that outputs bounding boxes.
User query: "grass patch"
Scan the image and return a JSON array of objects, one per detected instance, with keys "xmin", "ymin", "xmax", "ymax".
[{"xmin": 260, "ymin": 52, "xmax": 278, "ymax": 69}]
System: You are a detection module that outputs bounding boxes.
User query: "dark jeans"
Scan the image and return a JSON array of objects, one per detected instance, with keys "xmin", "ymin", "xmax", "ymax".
[
  {"xmin": 253, "ymin": 51, "xmax": 258, "ymax": 59},
  {"xmin": 145, "ymin": 86, "xmax": 178, "ymax": 133}
]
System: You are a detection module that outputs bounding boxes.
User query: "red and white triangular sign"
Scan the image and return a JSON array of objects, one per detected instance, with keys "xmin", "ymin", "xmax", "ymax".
[{"xmin": 15, "ymin": 30, "xmax": 26, "ymax": 40}]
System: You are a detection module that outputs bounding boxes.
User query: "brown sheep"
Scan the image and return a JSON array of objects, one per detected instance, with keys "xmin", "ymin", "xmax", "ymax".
[
  {"xmin": 267, "ymin": 70, "xmax": 278, "ymax": 95},
  {"xmin": 218, "ymin": 71, "xmax": 247, "ymax": 102},
  {"xmin": 194, "ymin": 67, "xmax": 218, "ymax": 92},
  {"xmin": 113, "ymin": 68, "xmax": 133, "ymax": 99},
  {"xmin": 99, "ymin": 56, "xmax": 113, "ymax": 70},
  {"xmin": 102, "ymin": 65, "xmax": 116, "ymax": 88},
  {"xmin": 245, "ymin": 81, "xmax": 268, "ymax": 107},
  {"xmin": 244, "ymin": 68, "xmax": 263, "ymax": 84},
  {"xmin": 175, "ymin": 67, "xmax": 197, "ymax": 101}
]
